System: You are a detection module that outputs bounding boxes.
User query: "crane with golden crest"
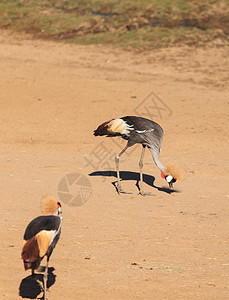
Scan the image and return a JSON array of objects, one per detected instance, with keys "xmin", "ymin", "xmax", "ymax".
[
  {"xmin": 94, "ymin": 116, "xmax": 182, "ymax": 195},
  {"xmin": 21, "ymin": 196, "xmax": 62, "ymax": 300}
]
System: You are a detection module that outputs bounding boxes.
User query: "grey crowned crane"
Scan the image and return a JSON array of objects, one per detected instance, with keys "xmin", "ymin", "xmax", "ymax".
[
  {"xmin": 21, "ymin": 196, "xmax": 62, "ymax": 300},
  {"xmin": 93, "ymin": 116, "xmax": 181, "ymax": 195}
]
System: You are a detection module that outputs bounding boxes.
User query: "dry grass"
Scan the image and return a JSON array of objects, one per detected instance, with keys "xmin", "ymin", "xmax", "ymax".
[{"xmin": 0, "ymin": 0, "xmax": 228, "ymax": 48}]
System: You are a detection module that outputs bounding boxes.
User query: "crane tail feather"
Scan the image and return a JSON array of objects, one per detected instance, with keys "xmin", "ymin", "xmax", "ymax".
[
  {"xmin": 21, "ymin": 237, "xmax": 40, "ymax": 270},
  {"xmin": 93, "ymin": 119, "xmax": 113, "ymax": 136},
  {"xmin": 94, "ymin": 118, "xmax": 132, "ymax": 136}
]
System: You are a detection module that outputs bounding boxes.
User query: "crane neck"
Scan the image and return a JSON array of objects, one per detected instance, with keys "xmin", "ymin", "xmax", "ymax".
[{"xmin": 148, "ymin": 146, "xmax": 166, "ymax": 174}]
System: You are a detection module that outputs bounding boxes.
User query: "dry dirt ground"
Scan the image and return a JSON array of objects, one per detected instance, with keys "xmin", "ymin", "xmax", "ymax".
[{"xmin": 0, "ymin": 30, "xmax": 228, "ymax": 300}]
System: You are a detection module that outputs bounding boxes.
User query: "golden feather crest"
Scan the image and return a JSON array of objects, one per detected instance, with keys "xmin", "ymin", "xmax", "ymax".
[
  {"xmin": 166, "ymin": 163, "xmax": 183, "ymax": 181},
  {"xmin": 41, "ymin": 196, "xmax": 58, "ymax": 215}
]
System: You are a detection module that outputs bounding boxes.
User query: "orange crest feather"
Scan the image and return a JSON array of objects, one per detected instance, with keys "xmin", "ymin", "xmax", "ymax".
[
  {"xmin": 41, "ymin": 196, "xmax": 58, "ymax": 215},
  {"xmin": 166, "ymin": 163, "xmax": 183, "ymax": 181}
]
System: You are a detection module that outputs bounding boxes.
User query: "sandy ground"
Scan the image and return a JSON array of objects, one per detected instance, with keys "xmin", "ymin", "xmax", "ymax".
[{"xmin": 0, "ymin": 30, "xmax": 228, "ymax": 299}]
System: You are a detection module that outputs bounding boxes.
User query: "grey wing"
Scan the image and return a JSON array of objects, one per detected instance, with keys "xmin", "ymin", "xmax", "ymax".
[
  {"xmin": 122, "ymin": 116, "xmax": 164, "ymax": 148},
  {"xmin": 128, "ymin": 129, "xmax": 163, "ymax": 149},
  {"xmin": 142, "ymin": 123, "xmax": 164, "ymax": 149}
]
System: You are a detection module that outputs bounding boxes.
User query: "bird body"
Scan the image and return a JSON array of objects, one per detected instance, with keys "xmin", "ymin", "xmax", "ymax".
[
  {"xmin": 22, "ymin": 215, "xmax": 62, "ymax": 270},
  {"xmin": 94, "ymin": 116, "xmax": 180, "ymax": 193},
  {"xmin": 21, "ymin": 196, "xmax": 62, "ymax": 299},
  {"xmin": 94, "ymin": 116, "xmax": 162, "ymax": 140}
]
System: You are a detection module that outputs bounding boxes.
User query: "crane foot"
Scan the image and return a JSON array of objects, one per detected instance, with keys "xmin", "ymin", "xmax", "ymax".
[
  {"xmin": 139, "ymin": 190, "xmax": 155, "ymax": 196},
  {"xmin": 116, "ymin": 183, "xmax": 132, "ymax": 194}
]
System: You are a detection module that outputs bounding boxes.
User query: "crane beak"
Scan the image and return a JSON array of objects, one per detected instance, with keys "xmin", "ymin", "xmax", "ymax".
[
  {"xmin": 169, "ymin": 181, "xmax": 173, "ymax": 189},
  {"xmin": 165, "ymin": 175, "xmax": 176, "ymax": 189},
  {"xmin": 169, "ymin": 178, "xmax": 177, "ymax": 189}
]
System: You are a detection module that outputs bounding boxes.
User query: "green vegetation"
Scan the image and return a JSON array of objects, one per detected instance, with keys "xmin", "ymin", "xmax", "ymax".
[{"xmin": 0, "ymin": 0, "xmax": 228, "ymax": 48}]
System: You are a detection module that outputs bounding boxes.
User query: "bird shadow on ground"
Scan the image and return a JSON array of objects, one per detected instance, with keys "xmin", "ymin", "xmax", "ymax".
[
  {"xmin": 19, "ymin": 267, "xmax": 56, "ymax": 299},
  {"xmin": 89, "ymin": 171, "xmax": 179, "ymax": 195}
]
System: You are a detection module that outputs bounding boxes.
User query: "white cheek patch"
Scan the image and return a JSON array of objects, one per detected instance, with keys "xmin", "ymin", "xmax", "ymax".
[{"xmin": 166, "ymin": 175, "xmax": 173, "ymax": 183}]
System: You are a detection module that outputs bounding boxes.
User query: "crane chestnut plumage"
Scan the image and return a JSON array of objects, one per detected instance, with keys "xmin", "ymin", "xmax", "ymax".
[{"xmin": 94, "ymin": 116, "xmax": 181, "ymax": 194}]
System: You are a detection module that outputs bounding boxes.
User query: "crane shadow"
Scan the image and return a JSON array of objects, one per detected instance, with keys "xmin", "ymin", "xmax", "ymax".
[
  {"xmin": 89, "ymin": 171, "xmax": 179, "ymax": 194},
  {"xmin": 19, "ymin": 267, "xmax": 56, "ymax": 299}
]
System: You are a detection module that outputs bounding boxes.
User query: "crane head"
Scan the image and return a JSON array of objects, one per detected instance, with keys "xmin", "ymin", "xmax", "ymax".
[
  {"xmin": 161, "ymin": 172, "xmax": 176, "ymax": 188},
  {"xmin": 57, "ymin": 202, "xmax": 62, "ymax": 215}
]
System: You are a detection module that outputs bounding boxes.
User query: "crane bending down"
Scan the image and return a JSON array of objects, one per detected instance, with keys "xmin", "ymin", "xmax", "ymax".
[
  {"xmin": 21, "ymin": 196, "xmax": 62, "ymax": 300},
  {"xmin": 94, "ymin": 116, "xmax": 180, "ymax": 195}
]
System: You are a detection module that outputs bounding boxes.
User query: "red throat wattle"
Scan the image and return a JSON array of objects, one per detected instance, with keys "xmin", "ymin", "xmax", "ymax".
[{"xmin": 161, "ymin": 172, "xmax": 165, "ymax": 179}]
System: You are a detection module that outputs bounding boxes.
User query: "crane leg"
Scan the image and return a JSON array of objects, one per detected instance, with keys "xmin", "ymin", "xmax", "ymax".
[
  {"xmin": 43, "ymin": 257, "xmax": 50, "ymax": 300},
  {"xmin": 115, "ymin": 145, "xmax": 130, "ymax": 194},
  {"xmin": 31, "ymin": 268, "xmax": 44, "ymax": 292},
  {"xmin": 139, "ymin": 145, "xmax": 154, "ymax": 196}
]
